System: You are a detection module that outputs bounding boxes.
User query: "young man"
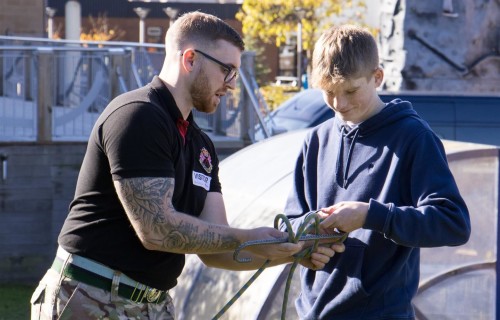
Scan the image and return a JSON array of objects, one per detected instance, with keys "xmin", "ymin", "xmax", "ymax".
[
  {"xmin": 30, "ymin": 12, "xmax": 337, "ymax": 319},
  {"xmin": 283, "ymin": 25, "xmax": 471, "ymax": 319}
]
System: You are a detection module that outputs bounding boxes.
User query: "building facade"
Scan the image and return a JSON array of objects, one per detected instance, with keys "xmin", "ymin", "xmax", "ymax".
[{"xmin": 0, "ymin": 0, "xmax": 45, "ymax": 37}]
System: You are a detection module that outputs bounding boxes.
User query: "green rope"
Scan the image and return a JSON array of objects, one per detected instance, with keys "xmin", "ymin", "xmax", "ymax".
[{"xmin": 211, "ymin": 211, "xmax": 347, "ymax": 320}]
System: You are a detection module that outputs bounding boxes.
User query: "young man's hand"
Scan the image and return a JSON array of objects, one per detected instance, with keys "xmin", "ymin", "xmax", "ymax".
[{"xmin": 319, "ymin": 201, "xmax": 369, "ymax": 233}]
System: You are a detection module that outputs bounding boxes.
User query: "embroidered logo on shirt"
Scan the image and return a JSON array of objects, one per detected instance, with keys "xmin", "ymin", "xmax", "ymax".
[
  {"xmin": 199, "ymin": 147, "xmax": 213, "ymax": 174},
  {"xmin": 193, "ymin": 171, "xmax": 211, "ymax": 191}
]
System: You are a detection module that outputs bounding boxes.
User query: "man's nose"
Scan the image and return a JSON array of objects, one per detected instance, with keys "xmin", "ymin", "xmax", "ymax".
[{"xmin": 225, "ymin": 77, "xmax": 237, "ymax": 90}]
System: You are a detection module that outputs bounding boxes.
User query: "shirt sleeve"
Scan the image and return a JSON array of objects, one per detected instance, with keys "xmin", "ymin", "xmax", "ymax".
[{"xmin": 100, "ymin": 102, "xmax": 177, "ymax": 180}]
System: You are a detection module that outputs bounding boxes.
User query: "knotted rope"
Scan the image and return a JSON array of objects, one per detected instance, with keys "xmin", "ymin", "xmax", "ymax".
[{"xmin": 212, "ymin": 212, "xmax": 347, "ymax": 320}]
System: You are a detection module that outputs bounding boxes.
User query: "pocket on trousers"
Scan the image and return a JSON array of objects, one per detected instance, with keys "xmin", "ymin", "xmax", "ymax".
[
  {"xmin": 30, "ymin": 284, "xmax": 46, "ymax": 305},
  {"xmin": 57, "ymin": 285, "xmax": 94, "ymax": 320},
  {"xmin": 30, "ymin": 284, "xmax": 46, "ymax": 320},
  {"xmin": 147, "ymin": 293, "xmax": 175, "ymax": 320},
  {"xmin": 31, "ymin": 269, "xmax": 57, "ymax": 305},
  {"xmin": 30, "ymin": 282, "xmax": 52, "ymax": 320}
]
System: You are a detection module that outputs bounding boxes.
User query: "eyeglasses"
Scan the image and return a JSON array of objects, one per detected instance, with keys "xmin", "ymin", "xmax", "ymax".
[{"xmin": 194, "ymin": 49, "xmax": 238, "ymax": 83}]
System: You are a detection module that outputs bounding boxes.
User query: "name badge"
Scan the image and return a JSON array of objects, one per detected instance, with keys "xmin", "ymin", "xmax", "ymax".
[{"xmin": 192, "ymin": 171, "xmax": 211, "ymax": 191}]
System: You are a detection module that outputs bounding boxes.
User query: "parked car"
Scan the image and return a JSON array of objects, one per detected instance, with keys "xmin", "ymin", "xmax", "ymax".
[
  {"xmin": 254, "ymin": 89, "xmax": 500, "ymax": 146},
  {"xmin": 253, "ymin": 89, "xmax": 333, "ymax": 141}
]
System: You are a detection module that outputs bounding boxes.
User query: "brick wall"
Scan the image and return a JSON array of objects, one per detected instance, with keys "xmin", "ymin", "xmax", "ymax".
[{"xmin": 0, "ymin": 0, "xmax": 44, "ymax": 36}]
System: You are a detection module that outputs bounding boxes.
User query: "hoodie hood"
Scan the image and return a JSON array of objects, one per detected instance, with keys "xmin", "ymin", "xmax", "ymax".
[
  {"xmin": 334, "ymin": 99, "xmax": 418, "ymax": 188},
  {"xmin": 334, "ymin": 99, "xmax": 418, "ymax": 136}
]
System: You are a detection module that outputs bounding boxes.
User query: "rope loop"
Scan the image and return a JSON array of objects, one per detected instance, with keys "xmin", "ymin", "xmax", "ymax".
[{"xmin": 213, "ymin": 211, "xmax": 347, "ymax": 320}]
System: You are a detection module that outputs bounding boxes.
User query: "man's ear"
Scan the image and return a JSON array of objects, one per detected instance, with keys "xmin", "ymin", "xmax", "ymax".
[
  {"xmin": 373, "ymin": 67, "xmax": 384, "ymax": 87},
  {"xmin": 180, "ymin": 49, "xmax": 196, "ymax": 72}
]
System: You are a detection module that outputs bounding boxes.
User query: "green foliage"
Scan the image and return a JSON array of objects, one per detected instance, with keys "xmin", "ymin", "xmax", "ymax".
[
  {"xmin": 237, "ymin": 0, "xmax": 369, "ymax": 84},
  {"xmin": 237, "ymin": 0, "xmax": 366, "ymax": 50}
]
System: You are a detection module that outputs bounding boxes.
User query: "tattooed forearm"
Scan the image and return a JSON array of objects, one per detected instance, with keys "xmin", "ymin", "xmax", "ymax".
[
  {"xmin": 158, "ymin": 221, "xmax": 240, "ymax": 253},
  {"xmin": 116, "ymin": 177, "xmax": 240, "ymax": 254}
]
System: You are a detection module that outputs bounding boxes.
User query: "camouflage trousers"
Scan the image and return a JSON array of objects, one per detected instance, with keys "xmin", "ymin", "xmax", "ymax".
[{"xmin": 30, "ymin": 268, "xmax": 175, "ymax": 320}]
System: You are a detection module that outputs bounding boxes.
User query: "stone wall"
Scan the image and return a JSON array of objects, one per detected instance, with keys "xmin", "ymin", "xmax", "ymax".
[
  {"xmin": 380, "ymin": 0, "xmax": 500, "ymax": 93},
  {"xmin": 0, "ymin": 143, "xmax": 85, "ymax": 283}
]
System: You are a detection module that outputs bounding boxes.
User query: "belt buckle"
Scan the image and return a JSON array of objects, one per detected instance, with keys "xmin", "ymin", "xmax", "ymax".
[{"xmin": 146, "ymin": 288, "xmax": 162, "ymax": 303}]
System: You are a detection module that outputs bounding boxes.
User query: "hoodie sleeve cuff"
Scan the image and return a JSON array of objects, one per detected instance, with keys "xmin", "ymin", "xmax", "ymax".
[{"xmin": 364, "ymin": 199, "xmax": 391, "ymax": 232}]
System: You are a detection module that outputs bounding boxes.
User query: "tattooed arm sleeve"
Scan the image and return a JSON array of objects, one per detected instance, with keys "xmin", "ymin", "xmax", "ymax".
[{"xmin": 113, "ymin": 177, "xmax": 242, "ymax": 254}]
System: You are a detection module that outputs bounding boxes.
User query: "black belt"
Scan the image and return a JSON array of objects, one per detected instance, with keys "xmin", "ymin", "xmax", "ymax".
[{"xmin": 51, "ymin": 257, "xmax": 168, "ymax": 304}]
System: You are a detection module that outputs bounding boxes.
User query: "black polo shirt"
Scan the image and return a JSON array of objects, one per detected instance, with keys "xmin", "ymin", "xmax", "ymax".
[{"xmin": 58, "ymin": 76, "xmax": 221, "ymax": 290}]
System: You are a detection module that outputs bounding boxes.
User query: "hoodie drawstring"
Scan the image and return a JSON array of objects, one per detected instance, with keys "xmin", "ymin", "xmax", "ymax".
[{"xmin": 336, "ymin": 126, "xmax": 360, "ymax": 188}]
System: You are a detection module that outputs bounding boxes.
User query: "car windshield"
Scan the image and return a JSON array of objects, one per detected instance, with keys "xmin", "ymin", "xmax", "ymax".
[
  {"xmin": 271, "ymin": 89, "xmax": 326, "ymax": 123},
  {"xmin": 254, "ymin": 89, "xmax": 331, "ymax": 141}
]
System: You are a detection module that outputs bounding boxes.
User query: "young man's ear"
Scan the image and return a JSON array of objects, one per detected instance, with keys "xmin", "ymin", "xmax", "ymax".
[
  {"xmin": 373, "ymin": 67, "xmax": 384, "ymax": 87},
  {"xmin": 180, "ymin": 49, "xmax": 196, "ymax": 72}
]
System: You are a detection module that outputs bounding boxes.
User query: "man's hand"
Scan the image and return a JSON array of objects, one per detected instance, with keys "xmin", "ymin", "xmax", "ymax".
[{"xmin": 243, "ymin": 227, "xmax": 304, "ymax": 261}]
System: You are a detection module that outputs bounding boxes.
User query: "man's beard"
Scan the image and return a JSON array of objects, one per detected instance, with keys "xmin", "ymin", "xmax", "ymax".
[{"xmin": 190, "ymin": 67, "xmax": 218, "ymax": 114}]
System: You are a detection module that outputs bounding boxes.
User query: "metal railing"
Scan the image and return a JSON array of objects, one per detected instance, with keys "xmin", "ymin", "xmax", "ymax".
[{"xmin": 0, "ymin": 36, "xmax": 271, "ymax": 143}]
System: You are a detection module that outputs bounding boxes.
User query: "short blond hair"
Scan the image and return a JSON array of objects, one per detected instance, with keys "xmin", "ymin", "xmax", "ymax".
[{"xmin": 311, "ymin": 25, "xmax": 379, "ymax": 89}]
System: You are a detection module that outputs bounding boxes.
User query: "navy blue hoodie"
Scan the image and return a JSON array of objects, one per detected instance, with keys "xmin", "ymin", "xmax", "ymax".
[{"xmin": 284, "ymin": 99, "xmax": 471, "ymax": 319}]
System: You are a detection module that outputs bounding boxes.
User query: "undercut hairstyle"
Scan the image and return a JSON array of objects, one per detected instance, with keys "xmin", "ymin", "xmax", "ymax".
[
  {"xmin": 311, "ymin": 24, "xmax": 379, "ymax": 90},
  {"xmin": 165, "ymin": 11, "xmax": 245, "ymax": 52}
]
